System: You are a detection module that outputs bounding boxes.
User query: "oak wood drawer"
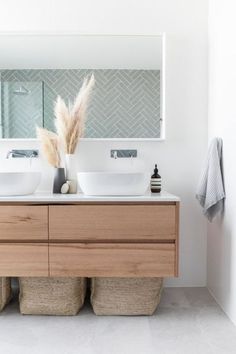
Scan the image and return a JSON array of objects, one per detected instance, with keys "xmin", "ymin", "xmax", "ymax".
[
  {"xmin": 49, "ymin": 205, "xmax": 176, "ymax": 242},
  {"xmin": 0, "ymin": 243, "xmax": 48, "ymax": 276},
  {"xmin": 0, "ymin": 206, "xmax": 48, "ymax": 241},
  {"xmin": 49, "ymin": 243, "xmax": 176, "ymax": 277}
]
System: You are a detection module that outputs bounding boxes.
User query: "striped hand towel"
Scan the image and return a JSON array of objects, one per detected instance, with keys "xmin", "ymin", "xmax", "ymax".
[{"xmin": 196, "ymin": 137, "xmax": 225, "ymax": 222}]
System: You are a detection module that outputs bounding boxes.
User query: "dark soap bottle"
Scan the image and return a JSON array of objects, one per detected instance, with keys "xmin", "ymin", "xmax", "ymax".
[{"xmin": 150, "ymin": 164, "xmax": 161, "ymax": 193}]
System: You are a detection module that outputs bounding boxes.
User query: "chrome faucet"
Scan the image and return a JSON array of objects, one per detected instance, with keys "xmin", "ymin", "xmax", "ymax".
[
  {"xmin": 110, "ymin": 149, "xmax": 137, "ymax": 158},
  {"xmin": 6, "ymin": 149, "xmax": 39, "ymax": 159},
  {"xmin": 112, "ymin": 150, "xmax": 118, "ymax": 159}
]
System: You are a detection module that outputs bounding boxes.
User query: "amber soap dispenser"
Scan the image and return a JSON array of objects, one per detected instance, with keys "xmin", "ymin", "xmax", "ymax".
[{"xmin": 150, "ymin": 164, "xmax": 161, "ymax": 193}]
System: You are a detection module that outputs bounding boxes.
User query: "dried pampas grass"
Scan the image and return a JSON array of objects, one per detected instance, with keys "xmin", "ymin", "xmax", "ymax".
[
  {"xmin": 36, "ymin": 127, "xmax": 61, "ymax": 168},
  {"xmin": 54, "ymin": 74, "xmax": 95, "ymax": 154}
]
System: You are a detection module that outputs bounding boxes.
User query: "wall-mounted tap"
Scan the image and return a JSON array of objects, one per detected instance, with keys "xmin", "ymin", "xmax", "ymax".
[
  {"xmin": 111, "ymin": 150, "xmax": 118, "ymax": 159},
  {"xmin": 110, "ymin": 149, "xmax": 137, "ymax": 159},
  {"xmin": 6, "ymin": 149, "xmax": 39, "ymax": 159}
]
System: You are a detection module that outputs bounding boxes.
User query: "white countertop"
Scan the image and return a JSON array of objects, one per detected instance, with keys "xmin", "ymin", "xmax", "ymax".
[{"xmin": 0, "ymin": 190, "xmax": 180, "ymax": 203}]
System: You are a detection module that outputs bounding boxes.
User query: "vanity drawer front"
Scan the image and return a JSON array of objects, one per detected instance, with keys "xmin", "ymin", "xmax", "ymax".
[
  {"xmin": 0, "ymin": 206, "xmax": 48, "ymax": 241},
  {"xmin": 49, "ymin": 243, "xmax": 176, "ymax": 277},
  {"xmin": 49, "ymin": 205, "xmax": 177, "ymax": 241},
  {"xmin": 0, "ymin": 243, "xmax": 48, "ymax": 276}
]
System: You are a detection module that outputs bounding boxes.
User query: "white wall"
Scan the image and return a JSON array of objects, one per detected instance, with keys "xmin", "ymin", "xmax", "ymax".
[
  {"xmin": 208, "ymin": 0, "xmax": 236, "ymax": 324},
  {"xmin": 0, "ymin": 0, "xmax": 208, "ymax": 287}
]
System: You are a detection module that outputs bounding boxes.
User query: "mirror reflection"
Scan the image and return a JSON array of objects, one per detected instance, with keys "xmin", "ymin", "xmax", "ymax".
[{"xmin": 0, "ymin": 35, "xmax": 164, "ymax": 139}]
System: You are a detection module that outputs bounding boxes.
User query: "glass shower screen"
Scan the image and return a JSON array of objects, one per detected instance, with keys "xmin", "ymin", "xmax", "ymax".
[{"xmin": 0, "ymin": 81, "xmax": 43, "ymax": 138}]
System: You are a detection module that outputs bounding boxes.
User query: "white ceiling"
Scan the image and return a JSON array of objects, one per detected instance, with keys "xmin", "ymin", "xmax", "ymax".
[{"xmin": 0, "ymin": 34, "xmax": 163, "ymax": 70}]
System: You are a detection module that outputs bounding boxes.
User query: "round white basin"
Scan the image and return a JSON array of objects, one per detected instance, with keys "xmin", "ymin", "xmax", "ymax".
[
  {"xmin": 78, "ymin": 172, "xmax": 149, "ymax": 196},
  {"xmin": 0, "ymin": 172, "xmax": 41, "ymax": 196}
]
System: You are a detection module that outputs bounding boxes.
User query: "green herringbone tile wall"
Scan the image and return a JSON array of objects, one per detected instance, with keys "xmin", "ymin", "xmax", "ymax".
[{"xmin": 0, "ymin": 69, "xmax": 160, "ymax": 138}]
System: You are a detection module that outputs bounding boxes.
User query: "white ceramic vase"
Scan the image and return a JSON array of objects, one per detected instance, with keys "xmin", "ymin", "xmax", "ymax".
[{"xmin": 65, "ymin": 154, "xmax": 78, "ymax": 194}]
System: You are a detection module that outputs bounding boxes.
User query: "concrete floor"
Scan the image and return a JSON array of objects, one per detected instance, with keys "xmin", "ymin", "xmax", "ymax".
[{"xmin": 0, "ymin": 288, "xmax": 236, "ymax": 354}]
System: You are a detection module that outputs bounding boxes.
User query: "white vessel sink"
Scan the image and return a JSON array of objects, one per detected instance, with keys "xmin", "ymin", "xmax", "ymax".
[
  {"xmin": 0, "ymin": 172, "xmax": 41, "ymax": 196},
  {"xmin": 78, "ymin": 172, "xmax": 149, "ymax": 196}
]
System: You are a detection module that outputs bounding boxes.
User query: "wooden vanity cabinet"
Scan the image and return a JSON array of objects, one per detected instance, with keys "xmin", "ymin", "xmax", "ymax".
[
  {"xmin": 49, "ymin": 243, "xmax": 176, "ymax": 277},
  {"xmin": 0, "ymin": 202, "xmax": 179, "ymax": 278},
  {"xmin": 0, "ymin": 206, "xmax": 48, "ymax": 276},
  {"xmin": 0, "ymin": 243, "xmax": 48, "ymax": 276},
  {"xmin": 49, "ymin": 205, "xmax": 177, "ymax": 242},
  {"xmin": 0, "ymin": 206, "xmax": 48, "ymax": 241}
]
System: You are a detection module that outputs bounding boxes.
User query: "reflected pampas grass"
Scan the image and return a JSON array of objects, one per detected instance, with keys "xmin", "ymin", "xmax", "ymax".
[{"xmin": 54, "ymin": 74, "xmax": 95, "ymax": 154}]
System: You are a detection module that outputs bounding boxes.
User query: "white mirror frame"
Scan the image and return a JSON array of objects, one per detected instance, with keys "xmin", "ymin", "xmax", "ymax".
[{"xmin": 0, "ymin": 32, "xmax": 165, "ymax": 142}]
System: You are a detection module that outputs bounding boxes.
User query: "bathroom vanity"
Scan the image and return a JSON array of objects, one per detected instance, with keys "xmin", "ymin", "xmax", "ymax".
[{"xmin": 0, "ymin": 192, "xmax": 179, "ymax": 278}]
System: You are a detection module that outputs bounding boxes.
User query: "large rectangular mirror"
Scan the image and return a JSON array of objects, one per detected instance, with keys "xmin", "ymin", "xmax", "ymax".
[{"xmin": 0, "ymin": 34, "xmax": 165, "ymax": 140}]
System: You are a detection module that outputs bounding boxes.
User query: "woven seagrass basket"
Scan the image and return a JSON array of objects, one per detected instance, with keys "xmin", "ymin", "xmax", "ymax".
[
  {"xmin": 0, "ymin": 277, "xmax": 11, "ymax": 311},
  {"xmin": 91, "ymin": 277, "xmax": 163, "ymax": 316},
  {"xmin": 19, "ymin": 277, "xmax": 86, "ymax": 315}
]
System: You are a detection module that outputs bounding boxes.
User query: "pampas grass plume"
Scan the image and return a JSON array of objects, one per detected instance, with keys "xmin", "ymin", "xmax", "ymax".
[{"xmin": 36, "ymin": 127, "xmax": 61, "ymax": 168}]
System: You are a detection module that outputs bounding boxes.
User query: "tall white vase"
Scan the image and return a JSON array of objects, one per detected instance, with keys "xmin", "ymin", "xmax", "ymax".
[{"xmin": 65, "ymin": 154, "xmax": 78, "ymax": 194}]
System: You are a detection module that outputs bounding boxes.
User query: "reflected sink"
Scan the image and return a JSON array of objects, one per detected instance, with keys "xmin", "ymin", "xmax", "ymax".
[
  {"xmin": 78, "ymin": 172, "xmax": 149, "ymax": 196},
  {"xmin": 0, "ymin": 172, "xmax": 41, "ymax": 196}
]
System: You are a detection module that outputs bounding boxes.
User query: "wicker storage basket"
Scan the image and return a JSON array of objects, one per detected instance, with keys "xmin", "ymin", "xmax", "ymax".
[
  {"xmin": 19, "ymin": 277, "xmax": 86, "ymax": 315},
  {"xmin": 0, "ymin": 277, "xmax": 11, "ymax": 311},
  {"xmin": 91, "ymin": 277, "xmax": 163, "ymax": 316}
]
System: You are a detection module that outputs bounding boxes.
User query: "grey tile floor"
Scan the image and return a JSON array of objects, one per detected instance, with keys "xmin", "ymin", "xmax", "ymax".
[{"xmin": 0, "ymin": 288, "xmax": 236, "ymax": 354}]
